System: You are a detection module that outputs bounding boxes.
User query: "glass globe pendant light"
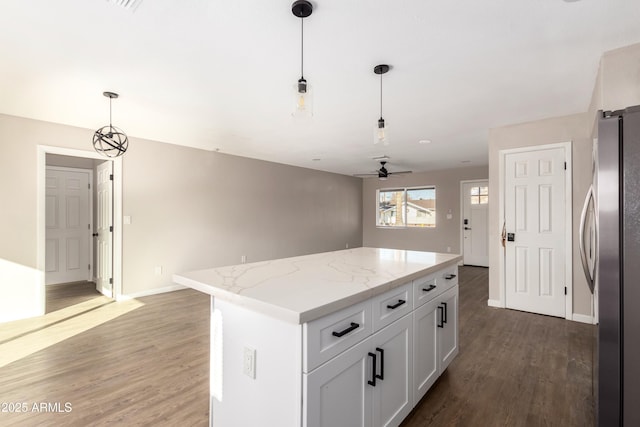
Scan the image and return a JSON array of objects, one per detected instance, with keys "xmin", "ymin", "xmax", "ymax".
[
  {"xmin": 291, "ymin": 0, "xmax": 313, "ymax": 118},
  {"xmin": 93, "ymin": 91, "xmax": 129, "ymax": 158},
  {"xmin": 374, "ymin": 64, "xmax": 390, "ymax": 145}
]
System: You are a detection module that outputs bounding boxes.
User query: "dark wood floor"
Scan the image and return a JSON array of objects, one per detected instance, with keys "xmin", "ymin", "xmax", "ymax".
[
  {"xmin": 0, "ymin": 267, "xmax": 595, "ymax": 426},
  {"xmin": 401, "ymin": 266, "xmax": 596, "ymax": 427}
]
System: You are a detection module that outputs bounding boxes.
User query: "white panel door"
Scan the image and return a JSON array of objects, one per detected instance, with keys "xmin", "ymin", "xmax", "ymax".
[
  {"xmin": 462, "ymin": 181, "xmax": 489, "ymax": 267},
  {"xmin": 504, "ymin": 147, "xmax": 566, "ymax": 317},
  {"xmin": 96, "ymin": 161, "xmax": 113, "ymax": 297},
  {"xmin": 45, "ymin": 167, "xmax": 91, "ymax": 285}
]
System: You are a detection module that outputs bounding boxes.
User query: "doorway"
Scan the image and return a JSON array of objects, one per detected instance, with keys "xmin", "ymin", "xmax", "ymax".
[
  {"xmin": 498, "ymin": 142, "xmax": 572, "ymax": 319},
  {"xmin": 460, "ymin": 180, "xmax": 489, "ymax": 267},
  {"xmin": 37, "ymin": 145, "xmax": 123, "ymax": 316}
]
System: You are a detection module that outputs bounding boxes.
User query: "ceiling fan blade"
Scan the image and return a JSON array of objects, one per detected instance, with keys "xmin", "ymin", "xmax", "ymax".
[
  {"xmin": 388, "ymin": 170, "xmax": 412, "ymax": 175},
  {"xmin": 353, "ymin": 173, "xmax": 378, "ymax": 177}
]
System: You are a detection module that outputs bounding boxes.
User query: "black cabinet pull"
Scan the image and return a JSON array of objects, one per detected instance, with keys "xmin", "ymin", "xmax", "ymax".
[
  {"xmin": 376, "ymin": 348, "xmax": 384, "ymax": 381},
  {"xmin": 442, "ymin": 302, "xmax": 448, "ymax": 324},
  {"xmin": 445, "ymin": 274, "xmax": 457, "ymax": 280},
  {"xmin": 437, "ymin": 306, "xmax": 444, "ymax": 328},
  {"xmin": 386, "ymin": 299, "xmax": 406, "ymax": 310},
  {"xmin": 368, "ymin": 352, "xmax": 377, "ymax": 386},
  {"xmin": 332, "ymin": 322, "xmax": 359, "ymax": 338},
  {"xmin": 422, "ymin": 284, "xmax": 436, "ymax": 292}
]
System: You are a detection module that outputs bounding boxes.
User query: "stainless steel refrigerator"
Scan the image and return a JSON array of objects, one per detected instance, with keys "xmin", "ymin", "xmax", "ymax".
[{"xmin": 581, "ymin": 106, "xmax": 640, "ymax": 426}]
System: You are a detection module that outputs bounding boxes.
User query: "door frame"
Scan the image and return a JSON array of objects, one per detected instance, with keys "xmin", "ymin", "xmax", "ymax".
[
  {"xmin": 497, "ymin": 141, "xmax": 573, "ymax": 320},
  {"xmin": 459, "ymin": 179, "xmax": 489, "ymax": 267},
  {"xmin": 45, "ymin": 165, "xmax": 94, "ymax": 284},
  {"xmin": 37, "ymin": 145, "xmax": 123, "ymax": 309}
]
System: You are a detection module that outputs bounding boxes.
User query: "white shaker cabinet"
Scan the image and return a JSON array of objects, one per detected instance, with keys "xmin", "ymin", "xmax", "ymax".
[
  {"xmin": 413, "ymin": 285, "xmax": 459, "ymax": 403},
  {"xmin": 304, "ymin": 313, "xmax": 413, "ymax": 427},
  {"xmin": 438, "ymin": 286, "xmax": 459, "ymax": 372}
]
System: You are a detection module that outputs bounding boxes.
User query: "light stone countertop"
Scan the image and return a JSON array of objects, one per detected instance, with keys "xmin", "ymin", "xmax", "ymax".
[{"xmin": 173, "ymin": 247, "xmax": 462, "ymax": 324}]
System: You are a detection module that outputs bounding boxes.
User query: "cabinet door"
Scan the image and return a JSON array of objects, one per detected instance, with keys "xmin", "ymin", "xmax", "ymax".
[
  {"xmin": 413, "ymin": 298, "xmax": 440, "ymax": 403},
  {"xmin": 438, "ymin": 286, "xmax": 459, "ymax": 372},
  {"xmin": 304, "ymin": 337, "xmax": 373, "ymax": 427},
  {"xmin": 372, "ymin": 314, "xmax": 413, "ymax": 427}
]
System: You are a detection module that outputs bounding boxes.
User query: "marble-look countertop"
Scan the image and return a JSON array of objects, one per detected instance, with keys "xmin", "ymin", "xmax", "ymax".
[{"xmin": 173, "ymin": 247, "xmax": 462, "ymax": 324}]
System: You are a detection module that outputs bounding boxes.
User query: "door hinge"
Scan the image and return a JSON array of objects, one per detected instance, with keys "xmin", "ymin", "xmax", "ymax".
[
  {"xmin": 564, "ymin": 286, "xmax": 567, "ymax": 295},
  {"xmin": 110, "ymin": 174, "xmax": 114, "ymax": 181},
  {"xmin": 88, "ymin": 264, "xmax": 91, "ymax": 270},
  {"xmin": 109, "ymin": 225, "xmax": 113, "ymax": 232},
  {"xmin": 88, "ymin": 224, "xmax": 90, "ymax": 230},
  {"xmin": 88, "ymin": 183, "xmax": 91, "ymax": 189},
  {"xmin": 109, "ymin": 278, "xmax": 113, "ymax": 284},
  {"xmin": 564, "ymin": 162, "xmax": 567, "ymax": 170}
]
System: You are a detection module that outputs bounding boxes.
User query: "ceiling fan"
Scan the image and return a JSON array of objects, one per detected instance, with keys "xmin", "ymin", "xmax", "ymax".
[{"xmin": 354, "ymin": 161, "xmax": 412, "ymax": 180}]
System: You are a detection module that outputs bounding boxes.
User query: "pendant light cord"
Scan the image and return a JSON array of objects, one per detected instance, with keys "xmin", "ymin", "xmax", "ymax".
[
  {"xmin": 380, "ymin": 71, "xmax": 383, "ymax": 119},
  {"xmin": 300, "ymin": 18, "xmax": 304, "ymax": 79},
  {"xmin": 109, "ymin": 97, "xmax": 113, "ymax": 128}
]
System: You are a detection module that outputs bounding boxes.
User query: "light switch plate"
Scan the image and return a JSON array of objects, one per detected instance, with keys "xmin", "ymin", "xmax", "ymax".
[{"xmin": 243, "ymin": 347, "xmax": 256, "ymax": 379}]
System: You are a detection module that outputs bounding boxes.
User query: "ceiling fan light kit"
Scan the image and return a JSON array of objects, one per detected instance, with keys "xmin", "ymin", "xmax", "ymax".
[
  {"xmin": 292, "ymin": 0, "xmax": 313, "ymax": 118},
  {"xmin": 374, "ymin": 64, "xmax": 390, "ymax": 145},
  {"xmin": 93, "ymin": 91, "xmax": 129, "ymax": 158}
]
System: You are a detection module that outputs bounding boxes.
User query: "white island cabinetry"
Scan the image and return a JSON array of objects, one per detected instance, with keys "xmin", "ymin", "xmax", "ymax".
[{"xmin": 173, "ymin": 248, "xmax": 461, "ymax": 427}]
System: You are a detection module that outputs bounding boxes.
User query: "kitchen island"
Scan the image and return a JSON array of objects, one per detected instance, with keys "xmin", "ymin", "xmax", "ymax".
[{"xmin": 174, "ymin": 247, "xmax": 462, "ymax": 427}]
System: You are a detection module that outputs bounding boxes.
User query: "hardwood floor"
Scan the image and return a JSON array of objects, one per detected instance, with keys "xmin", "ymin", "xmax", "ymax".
[
  {"xmin": 45, "ymin": 282, "xmax": 102, "ymax": 313},
  {"xmin": 0, "ymin": 267, "xmax": 595, "ymax": 426}
]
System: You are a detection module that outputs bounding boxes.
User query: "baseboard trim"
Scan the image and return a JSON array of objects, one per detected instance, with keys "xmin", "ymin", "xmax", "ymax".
[
  {"xmin": 119, "ymin": 284, "xmax": 187, "ymax": 300},
  {"xmin": 487, "ymin": 299, "xmax": 503, "ymax": 308},
  {"xmin": 572, "ymin": 313, "xmax": 595, "ymax": 325}
]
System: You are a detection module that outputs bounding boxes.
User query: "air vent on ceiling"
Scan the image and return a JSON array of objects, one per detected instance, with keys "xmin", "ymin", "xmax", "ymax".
[{"xmin": 107, "ymin": 0, "xmax": 143, "ymax": 11}]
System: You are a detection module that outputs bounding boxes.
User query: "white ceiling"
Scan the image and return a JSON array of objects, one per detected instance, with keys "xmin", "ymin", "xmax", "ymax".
[{"xmin": 2, "ymin": 0, "xmax": 640, "ymax": 176}]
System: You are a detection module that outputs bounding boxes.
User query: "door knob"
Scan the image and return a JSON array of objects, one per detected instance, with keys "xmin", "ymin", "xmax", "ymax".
[
  {"xmin": 464, "ymin": 227, "xmax": 471, "ymax": 230},
  {"xmin": 92, "ymin": 233, "xmax": 99, "ymax": 237}
]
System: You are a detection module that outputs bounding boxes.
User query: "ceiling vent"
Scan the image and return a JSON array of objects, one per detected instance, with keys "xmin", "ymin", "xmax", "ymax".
[{"xmin": 107, "ymin": 0, "xmax": 143, "ymax": 11}]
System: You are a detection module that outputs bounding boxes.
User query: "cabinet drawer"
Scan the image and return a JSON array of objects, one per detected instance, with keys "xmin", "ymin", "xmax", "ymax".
[
  {"xmin": 435, "ymin": 265, "xmax": 458, "ymax": 292},
  {"xmin": 372, "ymin": 282, "xmax": 413, "ymax": 332},
  {"xmin": 413, "ymin": 273, "xmax": 440, "ymax": 308},
  {"xmin": 303, "ymin": 300, "xmax": 372, "ymax": 373}
]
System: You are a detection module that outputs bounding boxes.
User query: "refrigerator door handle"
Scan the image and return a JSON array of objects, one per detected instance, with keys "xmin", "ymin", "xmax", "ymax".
[{"xmin": 579, "ymin": 185, "xmax": 595, "ymax": 294}]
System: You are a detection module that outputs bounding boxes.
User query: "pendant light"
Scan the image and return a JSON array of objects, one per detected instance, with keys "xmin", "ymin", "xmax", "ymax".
[
  {"xmin": 93, "ymin": 91, "xmax": 129, "ymax": 158},
  {"xmin": 374, "ymin": 64, "xmax": 390, "ymax": 145},
  {"xmin": 291, "ymin": 0, "xmax": 313, "ymax": 118}
]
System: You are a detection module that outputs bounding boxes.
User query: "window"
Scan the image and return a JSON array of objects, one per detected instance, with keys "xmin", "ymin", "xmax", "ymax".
[
  {"xmin": 377, "ymin": 186, "xmax": 436, "ymax": 228},
  {"xmin": 469, "ymin": 186, "xmax": 488, "ymax": 205}
]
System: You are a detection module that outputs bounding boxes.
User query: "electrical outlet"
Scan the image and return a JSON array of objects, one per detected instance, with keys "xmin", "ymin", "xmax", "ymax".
[
  {"xmin": 241, "ymin": 255, "xmax": 246, "ymax": 264},
  {"xmin": 154, "ymin": 266, "xmax": 163, "ymax": 276},
  {"xmin": 447, "ymin": 247, "xmax": 451, "ymax": 253},
  {"xmin": 243, "ymin": 347, "xmax": 256, "ymax": 379},
  {"xmin": 346, "ymin": 243, "xmax": 349, "ymax": 249}
]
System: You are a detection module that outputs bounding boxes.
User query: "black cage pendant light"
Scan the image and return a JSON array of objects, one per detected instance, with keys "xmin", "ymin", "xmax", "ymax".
[
  {"xmin": 93, "ymin": 91, "xmax": 129, "ymax": 158},
  {"xmin": 292, "ymin": 0, "xmax": 313, "ymax": 118},
  {"xmin": 374, "ymin": 64, "xmax": 390, "ymax": 145}
]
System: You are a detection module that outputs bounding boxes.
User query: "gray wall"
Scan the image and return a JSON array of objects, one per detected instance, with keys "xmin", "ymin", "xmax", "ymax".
[
  {"xmin": 362, "ymin": 166, "xmax": 488, "ymax": 254},
  {"xmin": 0, "ymin": 113, "xmax": 363, "ymax": 320}
]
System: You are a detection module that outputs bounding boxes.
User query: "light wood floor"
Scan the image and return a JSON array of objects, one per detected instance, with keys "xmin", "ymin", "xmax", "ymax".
[{"xmin": 0, "ymin": 267, "xmax": 595, "ymax": 426}]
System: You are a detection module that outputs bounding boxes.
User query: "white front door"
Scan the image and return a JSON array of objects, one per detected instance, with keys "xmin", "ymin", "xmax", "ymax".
[
  {"xmin": 45, "ymin": 167, "xmax": 91, "ymax": 285},
  {"xmin": 96, "ymin": 161, "xmax": 113, "ymax": 297},
  {"xmin": 504, "ymin": 146, "xmax": 567, "ymax": 318},
  {"xmin": 462, "ymin": 180, "xmax": 489, "ymax": 267}
]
